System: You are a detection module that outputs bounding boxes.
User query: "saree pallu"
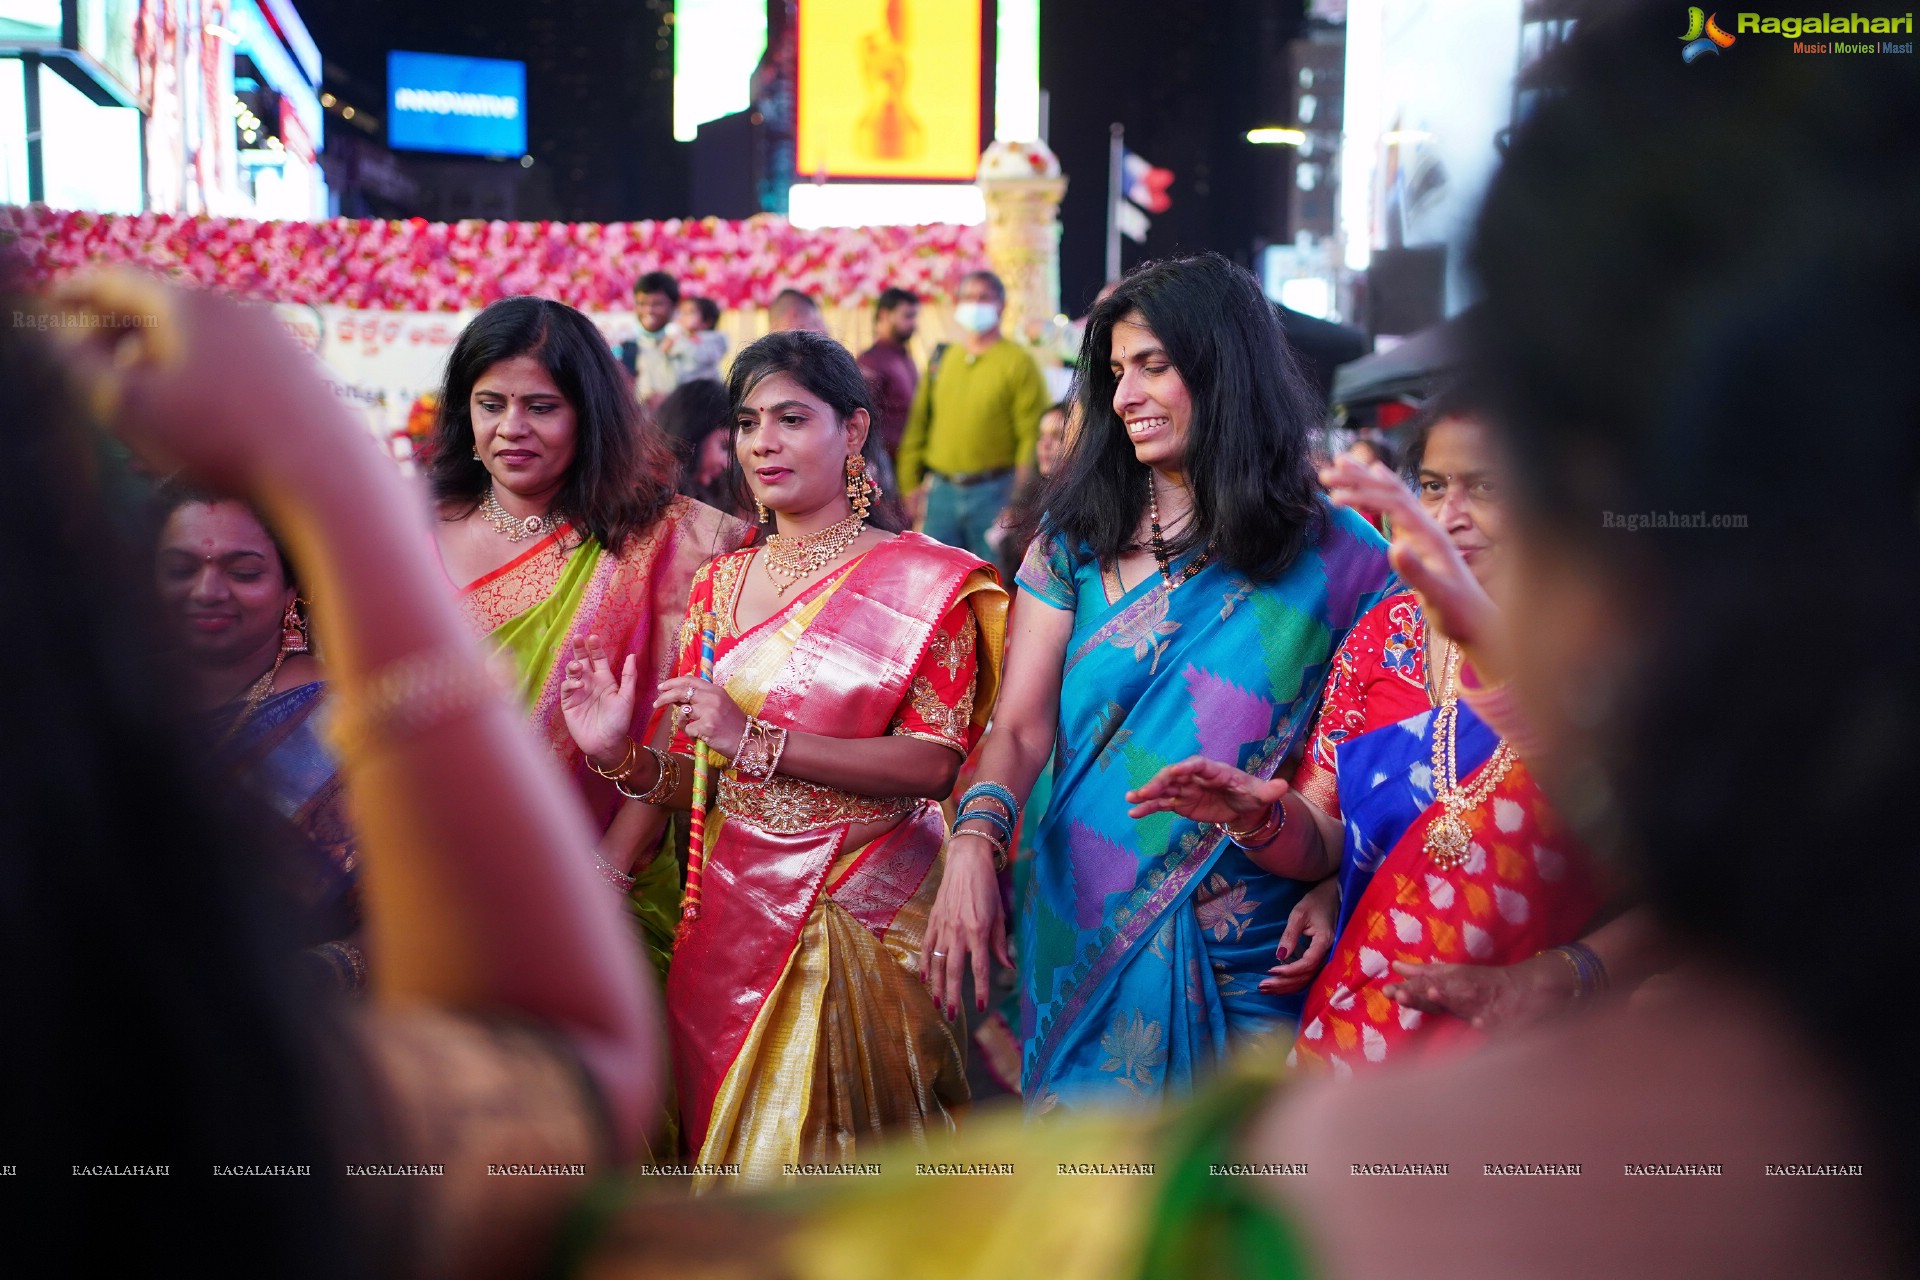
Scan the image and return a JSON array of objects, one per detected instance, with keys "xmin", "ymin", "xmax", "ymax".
[
  {"xmin": 666, "ymin": 534, "xmax": 1008, "ymax": 1186},
  {"xmin": 212, "ymin": 680, "xmax": 358, "ymax": 944},
  {"xmin": 1292, "ymin": 701, "xmax": 1604, "ymax": 1075},
  {"xmin": 1015, "ymin": 504, "xmax": 1394, "ymax": 1113},
  {"xmin": 456, "ymin": 497, "xmax": 748, "ymax": 971}
]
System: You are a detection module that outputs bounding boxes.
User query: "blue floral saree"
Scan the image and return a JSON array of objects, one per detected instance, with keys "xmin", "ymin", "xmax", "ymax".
[{"xmin": 1014, "ymin": 503, "xmax": 1393, "ymax": 1112}]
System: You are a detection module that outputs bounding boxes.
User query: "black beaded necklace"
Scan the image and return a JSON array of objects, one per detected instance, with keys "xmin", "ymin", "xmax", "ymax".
[{"xmin": 1146, "ymin": 486, "xmax": 1213, "ymax": 590}]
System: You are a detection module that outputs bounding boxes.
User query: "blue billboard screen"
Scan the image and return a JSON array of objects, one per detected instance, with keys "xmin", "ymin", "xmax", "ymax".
[{"xmin": 387, "ymin": 51, "xmax": 526, "ymax": 157}]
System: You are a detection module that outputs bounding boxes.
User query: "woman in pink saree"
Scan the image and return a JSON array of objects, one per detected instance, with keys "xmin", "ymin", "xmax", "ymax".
[{"xmin": 560, "ymin": 331, "xmax": 1007, "ymax": 1186}]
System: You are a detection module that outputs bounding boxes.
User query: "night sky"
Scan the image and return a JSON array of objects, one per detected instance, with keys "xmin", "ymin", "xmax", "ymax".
[{"xmin": 301, "ymin": 0, "xmax": 1305, "ymax": 311}]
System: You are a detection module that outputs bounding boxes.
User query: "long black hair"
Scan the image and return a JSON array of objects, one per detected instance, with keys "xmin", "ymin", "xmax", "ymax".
[
  {"xmin": 425, "ymin": 296, "xmax": 677, "ymax": 553},
  {"xmin": 723, "ymin": 330, "xmax": 904, "ymax": 535},
  {"xmin": 0, "ymin": 315, "xmax": 370, "ymax": 1274},
  {"xmin": 1470, "ymin": 0, "xmax": 1917, "ymax": 1258},
  {"xmin": 1028, "ymin": 252, "xmax": 1324, "ymax": 579}
]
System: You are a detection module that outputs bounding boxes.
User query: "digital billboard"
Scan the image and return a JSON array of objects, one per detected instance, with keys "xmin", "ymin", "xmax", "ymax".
[
  {"xmin": 674, "ymin": 0, "xmax": 767, "ymax": 142},
  {"xmin": 797, "ymin": 0, "xmax": 982, "ymax": 182},
  {"xmin": 387, "ymin": 50, "xmax": 526, "ymax": 157}
]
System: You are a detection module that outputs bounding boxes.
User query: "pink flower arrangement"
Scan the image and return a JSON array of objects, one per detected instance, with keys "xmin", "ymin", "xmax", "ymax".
[{"xmin": 0, "ymin": 206, "xmax": 988, "ymax": 311}]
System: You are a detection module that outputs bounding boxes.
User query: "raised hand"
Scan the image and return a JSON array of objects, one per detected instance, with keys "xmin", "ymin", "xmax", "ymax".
[
  {"xmin": 560, "ymin": 633, "xmax": 639, "ymax": 767},
  {"xmin": 47, "ymin": 271, "xmax": 346, "ymax": 492},
  {"xmin": 1126, "ymin": 755, "xmax": 1288, "ymax": 829},
  {"xmin": 1320, "ymin": 454, "xmax": 1499, "ymax": 653}
]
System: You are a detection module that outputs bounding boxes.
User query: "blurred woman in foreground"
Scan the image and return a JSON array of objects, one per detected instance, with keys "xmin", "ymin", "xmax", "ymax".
[{"xmin": 4, "ymin": 274, "xmax": 661, "ymax": 1278}]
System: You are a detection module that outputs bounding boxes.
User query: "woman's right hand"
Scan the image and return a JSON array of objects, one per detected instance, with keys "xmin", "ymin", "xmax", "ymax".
[
  {"xmin": 1126, "ymin": 755, "xmax": 1288, "ymax": 829},
  {"xmin": 560, "ymin": 633, "xmax": 639, "ymax": 768},
  {"xmin": 921, "ymin": 836, "xmax": 1010, "ymax": 1021}
]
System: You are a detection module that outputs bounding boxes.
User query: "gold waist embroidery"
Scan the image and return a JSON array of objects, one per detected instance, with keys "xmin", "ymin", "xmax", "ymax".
[{"xmin": 717, "ymin": 771, "xmax": 917, "ymax": 835}]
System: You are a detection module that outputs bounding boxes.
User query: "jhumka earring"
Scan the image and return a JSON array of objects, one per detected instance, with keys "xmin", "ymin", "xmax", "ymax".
[
  {"xmin": 281, "ymin": 599, "xmax": 311, "ymax": 655},
  {"xmin": 845, "ymin": 454, "xmax": 874, "ymax": 522},
  {"xmin": 755, "ymin": 500, "xmax": 771, "ymax": 523}
]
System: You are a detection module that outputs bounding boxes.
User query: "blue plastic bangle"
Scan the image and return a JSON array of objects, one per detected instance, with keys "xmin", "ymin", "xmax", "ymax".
[
  {"xmin": 955, "ymin": 805, "xmax": 1014, "ymax": 841},
  {"xmin": 958, "ymin": 781, "xmax": 1018, "ymax": 819},
  {"xmin": 1565, "ymin": 941, "xmax": 1608, "ymax": 996}
]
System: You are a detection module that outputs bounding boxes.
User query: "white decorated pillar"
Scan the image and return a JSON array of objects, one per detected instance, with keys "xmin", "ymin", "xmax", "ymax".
[{"xmin": 975, "ymin": 140, "xmax": 1068, "ymax": 343}]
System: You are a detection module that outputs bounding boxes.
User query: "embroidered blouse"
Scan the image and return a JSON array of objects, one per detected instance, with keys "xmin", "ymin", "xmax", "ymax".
[
  {"xmin": 665, "ymin": 548, "xmax": 982, "ymax": 834},
  {"xmin": 1289, "ymin": 589, "xmax": 1433, "ymax": 819}
]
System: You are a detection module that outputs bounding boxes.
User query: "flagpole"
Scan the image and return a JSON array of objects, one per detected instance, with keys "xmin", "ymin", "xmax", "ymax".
[{"xmin": 1106, "ymin": 122, "xmax": 1124, "ymax": 283}]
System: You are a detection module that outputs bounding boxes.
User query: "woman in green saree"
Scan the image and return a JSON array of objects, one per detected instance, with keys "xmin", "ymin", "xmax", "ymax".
[{"xmin": 427, "ymin": 297, "xmax": 750, "ymax": 973}]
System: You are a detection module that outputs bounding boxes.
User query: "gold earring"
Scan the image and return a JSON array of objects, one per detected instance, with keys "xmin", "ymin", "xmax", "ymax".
[
  {"xmin": 845, "ymin": 454, "xmax": 873, "ymax": 522},
  {"xmin": 755, "ymin": 500, "xmax": 770, "ymax": 523},
  {"xmin": 280, "ymin": 599, "xmax": 310, "ymax": 655}
]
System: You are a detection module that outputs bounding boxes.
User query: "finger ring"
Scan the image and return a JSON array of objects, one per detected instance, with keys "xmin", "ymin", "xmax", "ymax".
[
  {"xmin": 930, "ymin": 950, "xmax": 947, "ymax": 958},
  {"xmin": 683, "ymin": 689, "xmax": 694, "ymax": 704}
]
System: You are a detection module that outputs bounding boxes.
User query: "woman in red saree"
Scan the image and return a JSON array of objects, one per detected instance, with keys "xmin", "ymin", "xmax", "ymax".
[
  {"xmin": 1130, "ymin": 405, "xmax": 1650, "ymax": 1075},
  {"xmin": 561, "ymin": 331, "xmax": 1007, "ymax": 1186}
]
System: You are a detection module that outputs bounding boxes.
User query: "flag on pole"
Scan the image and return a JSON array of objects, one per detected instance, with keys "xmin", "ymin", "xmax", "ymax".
[
  {"xmin": 1115, "ymin": 200, "xmax": 1151, "ymax": 244},
  {"xmin": 1122, "ymin": 151, "xmax": 1175, "ymax": 213}
]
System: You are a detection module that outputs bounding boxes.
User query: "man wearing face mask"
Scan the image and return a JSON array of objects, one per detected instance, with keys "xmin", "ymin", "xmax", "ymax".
[{"xmin": 896, "ymin": 271, "xmax": 1049, "ymax": 559}]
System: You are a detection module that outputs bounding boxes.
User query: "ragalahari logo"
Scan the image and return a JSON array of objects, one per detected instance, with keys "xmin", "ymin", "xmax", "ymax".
[{"xmin": 1681, "ymin": 7, "xmax": 1738, "ymax": 59}]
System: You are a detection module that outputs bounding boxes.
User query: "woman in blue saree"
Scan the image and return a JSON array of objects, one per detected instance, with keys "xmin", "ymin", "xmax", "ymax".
[
  {"xmin": 156, "ymin": 489, "xmax": 364, "ymax": 989},
  {"xmin": 920, "ymin": 254, "xmax": 1394, "ymax": 1111}
]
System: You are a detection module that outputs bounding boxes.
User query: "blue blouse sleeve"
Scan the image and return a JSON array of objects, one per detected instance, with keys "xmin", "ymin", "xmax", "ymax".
[{"xmin": 1015, "ymin": 533, "xmax": 1078, "ymax": 611}]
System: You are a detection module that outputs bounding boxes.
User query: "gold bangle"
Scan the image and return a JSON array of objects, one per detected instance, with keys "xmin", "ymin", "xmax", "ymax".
[
  {"xmin": 327, "ymin": 648, "xmax": 501, "ymax": 760},
  {"xmin": 589, "ymin": 740, "xmax": 639, "ymax": 782},
  {"xmin": 1546, "ymin": 945, "xmax": 1583, "ymax": 996},
  {"xmin": 617, "ymin": 745, "xmax": 682, "ymax": 805},
  {"xmin": 950, "ymin": 828, "xmax": 1010, "ymax": 872}
]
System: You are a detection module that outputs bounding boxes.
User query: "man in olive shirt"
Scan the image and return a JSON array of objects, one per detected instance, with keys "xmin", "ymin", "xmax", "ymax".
[{"xmin": 897, "ymin": 271, "xmax": 1050, "ymax": 560}]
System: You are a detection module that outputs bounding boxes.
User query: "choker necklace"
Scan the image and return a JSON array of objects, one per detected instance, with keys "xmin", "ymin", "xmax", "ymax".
[
  {"xmin": 1147, "ymin": 487, "xmax": 1213, "ymax": 590},
  {"xmin": 1424, "ymin": 646, "xmax": 1517, "ymax": 869},
  {"xmin": 763, "ymin": 509, "xmax": 866, "ymax": 595},
  {"xmin": 480, "ymin": 486, "xmax": 558, "ymax": 542}
]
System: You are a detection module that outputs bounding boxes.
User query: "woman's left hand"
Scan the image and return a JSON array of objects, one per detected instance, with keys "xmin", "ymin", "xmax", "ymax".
[
  {"xmin": 653, "ymin": 675, "xmax": 749, "ymax": 759},
  {"xmin": 920, "ymin": 838, "xmax": 1011, "ymax": 1021},
  {"xmin": 1382, "ymin": 953, "xmax": 1575, "ymax": 1033},
  {"xmin": 1261, "ymin": 877, "xmax": 1338, "ymax": 995},
  {"xmin": 1127, "ymin": 756, "xmax": 1288, "ymax": 829}
]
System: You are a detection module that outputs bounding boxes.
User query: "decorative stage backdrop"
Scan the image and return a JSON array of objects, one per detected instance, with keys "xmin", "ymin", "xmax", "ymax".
[{"xmin": 1, "ymin": 206, "xmax": 989, "ymax": 449}]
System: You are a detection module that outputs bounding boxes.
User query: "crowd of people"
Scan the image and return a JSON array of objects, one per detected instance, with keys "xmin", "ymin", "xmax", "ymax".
[{"xmin": 2, "ymin": 4, "xmax": 1912, "ymax": 1275}]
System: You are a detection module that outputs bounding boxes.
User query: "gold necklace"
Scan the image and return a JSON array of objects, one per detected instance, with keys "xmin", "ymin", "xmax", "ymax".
[
  {"xmin": 762, "ymin": 509, "xmax": 865, "ymax": 595},
  {"xmin": 479, "ymin": 485, "xmax": 558, "ymax": 542},
  {"xmin": 214, "ymin": 648, "xmax": 289, "ymax": 750},
  {"xmin": 1424, "ymin": 628, "xmax": 1457, "ymax": 707},
  {"xmin": 1424, "ymin": 646, "xmax": 1517, "ymax": 869},
  {"xmin": 1146, "ymin": 486, "xmax": 1213, "ymax": 590}
]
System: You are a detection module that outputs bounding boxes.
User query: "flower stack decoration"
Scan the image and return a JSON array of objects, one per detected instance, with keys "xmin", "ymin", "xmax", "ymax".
[{"xmin": 0, "ymin": 205, "xmax": 988, "ymax": 312}]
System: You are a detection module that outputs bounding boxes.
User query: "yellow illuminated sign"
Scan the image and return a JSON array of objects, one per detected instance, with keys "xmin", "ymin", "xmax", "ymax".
[{"xmin": 797, "ymin": 0, "xmax": 982, "ymax": 181}]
